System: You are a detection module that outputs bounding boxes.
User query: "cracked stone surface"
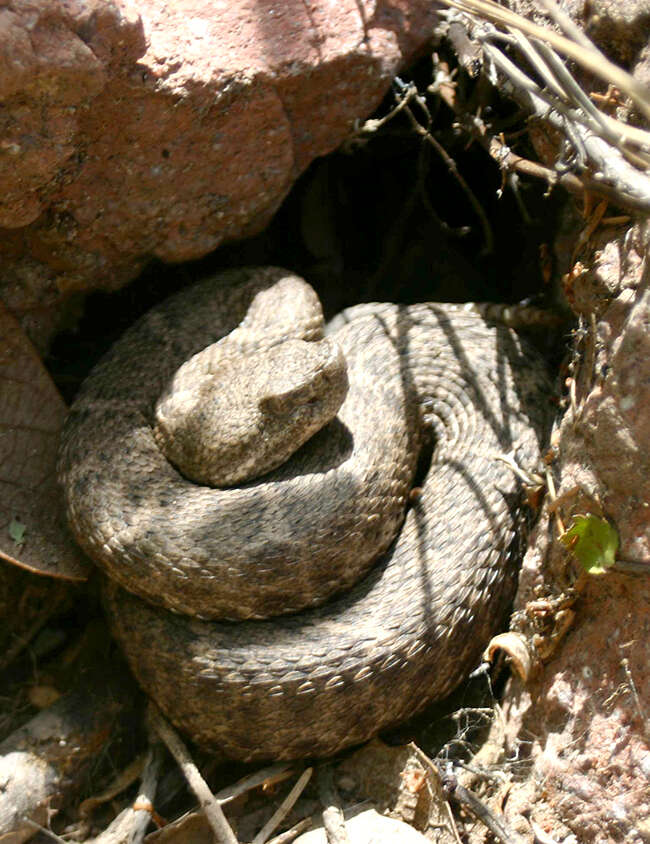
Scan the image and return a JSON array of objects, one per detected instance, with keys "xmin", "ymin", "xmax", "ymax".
[
  {"xmin": 445, "ymin": 4, "xmax": 650, "ymax": 837},
  {"xmin": 0, "ymin": 0, "xmax": 440, "ymax": 347},
  {"xmin": 462, "ymin": 220, "xmax": 650, "ymax": 844}
]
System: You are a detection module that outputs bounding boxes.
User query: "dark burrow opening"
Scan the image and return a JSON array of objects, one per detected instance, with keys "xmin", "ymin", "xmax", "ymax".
[{"xmin": 48, "ymin": 48, "xmax": 569, "ymax": 404}]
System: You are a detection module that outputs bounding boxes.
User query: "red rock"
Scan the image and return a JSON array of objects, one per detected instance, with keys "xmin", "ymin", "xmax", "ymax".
[
  {"xmin": 0, "ymin": 0, "xmax": 439, "ymax": 344},
  {"xmin": 465, "ymin": 222, "xmax": 650, "ymax": 844}
]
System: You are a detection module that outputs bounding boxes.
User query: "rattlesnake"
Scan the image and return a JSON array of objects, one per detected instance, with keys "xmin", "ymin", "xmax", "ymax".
[{"xmin": 58, "ymin": 267, "xmax": 552, "ymax": 761}]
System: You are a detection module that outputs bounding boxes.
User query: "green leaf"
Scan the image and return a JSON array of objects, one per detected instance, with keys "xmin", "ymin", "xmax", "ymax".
[
  {"xmin": 560, "ymin": 514, "xmax": 618, "ymax": 574},
  {"xmin": 9, "ymin": 517, "xmax": 26, "ymax": 546}
]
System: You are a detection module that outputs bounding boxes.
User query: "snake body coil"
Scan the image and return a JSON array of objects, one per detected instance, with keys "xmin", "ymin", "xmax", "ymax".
[{"xmin": 59, "ymin": 267, "xmax": 552, "ymax": 761}]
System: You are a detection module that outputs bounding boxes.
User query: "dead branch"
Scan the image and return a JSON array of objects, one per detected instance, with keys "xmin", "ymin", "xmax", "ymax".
[
  {"xmin": 91, "ymin": 743, "xmax": 165, "ymax": 844},
  {"xmin": 449, "ymin": 781, "xmax": 526, "ymax": 844},
  {"xmin": 434, "ymin": 1, "xmax": 650, "ymax": 213},
  {"xmin": 440, "ymin": 0, "xmax": 650, "ymax": 123},
  {"xmin": 148, "ymin": 706, "xmax": 238, "ymax": 844},
  {"xmin": 317, "ymin": 766, "xmax": 349, "ymax": 844},
  {"xmin": 215, "ymin": 763, "xmax": 295, "ymax": 806},
  {"xmin": 251, "ymin": 768, "xmax": 313, "ymax": 844}
]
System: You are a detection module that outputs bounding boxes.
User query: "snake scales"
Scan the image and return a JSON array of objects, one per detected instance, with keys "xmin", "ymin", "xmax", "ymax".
[{"xmin": 58, "ymin": 267, "xmax": 552, "ymax": 761}]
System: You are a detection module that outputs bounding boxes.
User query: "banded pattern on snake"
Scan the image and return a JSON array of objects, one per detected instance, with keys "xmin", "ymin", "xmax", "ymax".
[{"xmin": 58, "ymin": 267, "xmax": 552, "ymax": 761}]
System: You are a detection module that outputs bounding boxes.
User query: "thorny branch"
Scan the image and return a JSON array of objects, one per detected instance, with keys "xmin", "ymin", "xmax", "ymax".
[
  {"xmin": 413, "ymin": 745, "xmax": 526, "ymax": 844},
  {"xmin": 355, "ymin": 0, "xmax": 650, "ymax": 215},
  {"xmin": 440, "ymin": 0, "xmax": 650, "ymax": 124},
  {"xmin": 434, "ymin": 0, "xmax": 650, "ymax": 213},
  {"xmin": 400, "ymin": 81, "xmax": 496, "ymax": 252}
]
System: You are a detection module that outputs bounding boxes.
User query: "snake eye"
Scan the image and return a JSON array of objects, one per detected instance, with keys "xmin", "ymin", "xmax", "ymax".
[{"xmin": 260, "ymin": 382, "xmax": 317, "ymax": 415}]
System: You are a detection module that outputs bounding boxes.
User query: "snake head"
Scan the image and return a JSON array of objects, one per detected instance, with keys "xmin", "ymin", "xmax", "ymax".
[
  {"xmin": 153, "ymin": 338, "xmax": 348, "ymax": 488},
  {"xmin": 259, "ymin": 339, "xmax": 347, "ymax": 415}
]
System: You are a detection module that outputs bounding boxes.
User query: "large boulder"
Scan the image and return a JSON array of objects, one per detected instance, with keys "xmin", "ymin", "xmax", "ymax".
[{"xmin": 0, "ymin": 0, "xmax": 439, "ymax": 346}]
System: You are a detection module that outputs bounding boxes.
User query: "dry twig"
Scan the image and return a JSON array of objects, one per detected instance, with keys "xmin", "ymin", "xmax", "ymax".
[
  {"xmin": 215, "ymin": 763, "xmax": 296, "ymax": 805},
  {"xmin": 413, "ymin": 746, "xmax": 524, "ymax": 844},
  {"xmin": 352, "ymin": 77, "xmax": 495, "ymax": 253},
  {"xmin": 434, "ymin": 0, "xmax": 650, "ymax": 213},
  {"xmin": 317, "ymin": 766, "xmax": 350, "ymax": 844},
  {"xmin": 91, "ymin": 743, "xmax": 165, "ymax": 844},
  {"xmin": 149, "ymin": 706, "xmax": 238, "ymax": 844},
  {"xmin": 439, "ymin": 0, "xmax": 650, "ymax": 123},
  {"xmin": 251, "ymin": 767, "xmax": 313, "ymax": 844},
  {"xmin": 449, "ymin": 781, "xmax": 525, "ymax": 844},
  {"xmin": 266, "ymin": 817, "xmax": 313, "ymax": 843}
]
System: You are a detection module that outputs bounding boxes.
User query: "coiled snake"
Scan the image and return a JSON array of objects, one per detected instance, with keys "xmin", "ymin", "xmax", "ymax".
[{"xmin": 58, "ymin": 267, "xmax": 552, "ymax": 761}]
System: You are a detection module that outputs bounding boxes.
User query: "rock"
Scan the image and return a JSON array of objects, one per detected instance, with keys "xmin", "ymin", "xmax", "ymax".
[
  {"xmin": 561, "ymin": 222, "xmax": 650, "ymax": 562},
  {"xmin": 482, "ymin": 558, "xmax": 650, "ymax": 844},
  {"xmin": 462, "ymin": 221, "xmax": 650, "ymax": 844},
  {"xmin": 440, "ymin": 4, "xmax": 650, "ymax": 836},
  {"xmin": 295, "ymin": 808, "xmax": 429, "ymax": 843},
  {"xmin": 507, "ymin": 0, "xmax": 650, "ymax": 66},
  {"xmin": 0, "ymin": 0, "xmax": 440, "ymax": 347}
]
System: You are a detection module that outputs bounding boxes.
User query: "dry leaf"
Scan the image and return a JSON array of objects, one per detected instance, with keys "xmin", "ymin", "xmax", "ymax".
[
  {"xmin": 483, "ymin": 631, "xmax": 535, "ymax": 682},
  {"xmin": 147, "ymin": 811, "xmax": 214, "ymax": 843},
  {"xmin": 0, "ymin": 301, "xmax": 89, "ymax": 580},
  {"xmin": 335, "ymin": 740, "xmax": 452, "ymax": 838}
]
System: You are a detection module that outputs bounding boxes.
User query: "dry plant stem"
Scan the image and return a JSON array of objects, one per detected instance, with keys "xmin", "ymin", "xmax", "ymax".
[
  {"xmin": 508, "ymin": 29, "xmax": 566, "ymax": 102},
  {"xmin": 129, "ymin": 742, "xmax": 165, "ymax": 844},
  {"xmin": 251, "ymin": 768, "xmax": 313, "ymax": 844},
  {"xmin": 148, "ymin": 706, "xmax": 238, "ymax": 844},
  {"xmin": 487, "ymin": 137, "xmax": 579, "ymax": 196},
  {"xmin": 537, "ymin": 0, "xmax": 650, "ymax": 145},
  {"xmin": 439, "ymin": 0, "xmax": 650, "ymax": 121},
  {"xmin": 502, "ymin": 38, "xmax": 650, "ymax": 169},
  {"xmin": 443, "ymin": 801, "xmax": 464, "ymax": 844},
  {"xmin": 317, "ymin": 766, "xmax": 349, "ymax": 844},
  {"xmin": 529, "ymin": 39, "xmax": 649, "ymax": 167},
  {"xmin": 91, "ymin": 745, "xmax": 163, "ymax": 844},
  {"xmin": 435, "ymin": 61, "xmax": 649, "ymax": 212},
  {"xmin": 359, "ymin": 81, "xmax": 494, "ymax": 252},
  {"xmin": 435, "ymin": 0, "xmax": 650, "ymax": 210},
  {"xmin": 450, "ymin": 783, "xmax": 526, "ymax": 844},
  {"xmin": 412, "ymin": 746, "xmax": 523, "ymax": 844},
  {"xmin": 266, "ymin": 817, "xmax": 313, "ymax": 844},
  {"xmin": 357, "ymin": 83, "xmax": 419, "ymax": 135},
  {"xmin": 482, "ymin": 38, "xmax": 648, "ymax": 159},
  {"xmin": 401, "ymin": 100, "xmax": 494, "ymax": 252},
  {"xmin": 215, "ymin": 763, "xmax": 295, "ymax": 805},
  {"xmin": 408, "ymin": 746, "xmax": 462, "ymax": 844},
  {"xmin": 480, "ymin": 42, "xmax": 650, "ymax": 210}
]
